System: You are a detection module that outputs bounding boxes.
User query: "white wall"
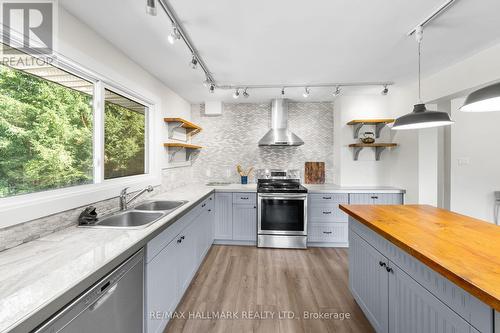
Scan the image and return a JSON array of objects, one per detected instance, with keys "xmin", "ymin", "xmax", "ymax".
[
  {"xmin": 58, "ymin": 7, "xmax": 191, "ymax": 171},
  {"xmin": 448, "ymin": 98, "xmax": 500, "ymax": 223},
  {"xmin": 333, "ymin": 95, "xmax": 393, "ymax": 186}
]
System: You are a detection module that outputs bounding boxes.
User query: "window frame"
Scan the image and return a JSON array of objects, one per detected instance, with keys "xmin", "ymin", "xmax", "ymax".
[{"xmin": 0, "ymin": 48, "xmax": 160, "ymax": 228}]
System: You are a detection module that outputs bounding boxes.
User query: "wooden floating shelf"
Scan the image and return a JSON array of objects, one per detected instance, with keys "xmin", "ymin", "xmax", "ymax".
[
  {"xmin": 348, "ymin": 143, "xmax": 398, "ymax": 161},
  {"xmin": 347, "ymin": 118, "xmax": 395, "ymax": 139},
  {"xmin": 164, "ymin": 142, "xmax": 202, "ymax": 163},
  {"xmin": 164, "ymin": 118, "xmax": 202, "ymax": 137},
  {"xmin": 163, "ymin": 143, "xmax": 202, "ymax": 149}
]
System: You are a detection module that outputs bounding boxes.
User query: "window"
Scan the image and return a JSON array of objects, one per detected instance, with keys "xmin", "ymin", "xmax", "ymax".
[
  {"xmin": 0, "ymin": 49, "xmax": 94, "ymax": 197},
  {"xmin": 0, "ymin": 46, "xmax": 150, "ymax": 199},
  {"xmin": 104, "ymin": 89, "xmax": 146, "ymax": 179}
]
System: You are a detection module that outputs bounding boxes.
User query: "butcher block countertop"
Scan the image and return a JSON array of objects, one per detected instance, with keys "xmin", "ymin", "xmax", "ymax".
[{"xmin": 339, "ymin": 204, "xmax": 500, "ymax": 312}]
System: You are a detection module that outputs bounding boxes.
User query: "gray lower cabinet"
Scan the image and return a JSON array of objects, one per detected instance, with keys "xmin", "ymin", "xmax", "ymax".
[
  {"xmin": 214, "ymin": 193, "xmax": 233, "ymax": 240},
  {"xmin": 145, "ymin": 196, "xmax": 214, "ymax": 333},
  {"xmin": 349, "ymin": 193, "xmax": 404, "ymax": 205},
  {"xmin": 232, "ymin": 204, "xmax": 257, "ymax": 241},
  {"xmin": 389, "ymin": 264, "xmax": 470, "ymax": 333},
  {"xmin": 349, "ymin": 232, "xmax": 389, "ymax": 333},
  {"xmin": 349, "ymin": 219, "xmax": 492, "ymax": 333}
]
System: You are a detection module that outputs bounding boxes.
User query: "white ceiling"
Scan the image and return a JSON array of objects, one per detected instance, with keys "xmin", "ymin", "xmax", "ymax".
[{"xmin": 61, "ymin": 0, "xmax": 500, "ymax": 103}]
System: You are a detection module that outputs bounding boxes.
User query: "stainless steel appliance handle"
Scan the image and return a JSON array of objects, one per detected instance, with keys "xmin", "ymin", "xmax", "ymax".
[{"xmin": 258, "ymin": 194, "xmax": 307, "ymax": 200}]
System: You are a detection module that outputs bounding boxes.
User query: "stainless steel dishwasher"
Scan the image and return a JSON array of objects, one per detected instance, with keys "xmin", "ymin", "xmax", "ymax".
[{"xmin": 34, "ymin": 249, "xmax": 144, "ymax": 333}]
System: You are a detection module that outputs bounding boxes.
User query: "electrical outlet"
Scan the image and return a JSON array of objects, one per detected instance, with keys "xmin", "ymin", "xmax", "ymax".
[{"xmin": 457, "ymin": 157, "xmax": 470, "ymax": 166}]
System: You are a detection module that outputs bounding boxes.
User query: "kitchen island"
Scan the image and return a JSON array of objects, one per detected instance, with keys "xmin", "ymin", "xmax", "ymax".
[{"xmin": 340, "ymin": 204, "xmax": 500, "ymax": 333}]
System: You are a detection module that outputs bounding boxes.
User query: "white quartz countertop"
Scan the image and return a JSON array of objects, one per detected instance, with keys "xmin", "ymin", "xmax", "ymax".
[
  {"xmin": 304, "ymin": 184, "xmax": 405, "ymax": 193},
  {"xmin": 207, "ymin": 183, "xmax": 404, "ymax": 194},
  {"xmin": 0, "ymin": 182, "xmax": 404, "ymax": 332},
  {"xmin": 0, "ymin": 184, "xmax": 214, "ymax": 333}
]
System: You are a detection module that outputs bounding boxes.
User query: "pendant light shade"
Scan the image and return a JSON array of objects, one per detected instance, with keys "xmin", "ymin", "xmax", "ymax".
[
  {"xmin": 460, "ymin": 82, "xmax": 500, "ymax": 112},
  {"xmin": 392, "ymin": 26, "xmax": 453, "ymax": 131},
  {"xmin": 392, "ymin": 104, "xmax": 453, "ymax": 130}
]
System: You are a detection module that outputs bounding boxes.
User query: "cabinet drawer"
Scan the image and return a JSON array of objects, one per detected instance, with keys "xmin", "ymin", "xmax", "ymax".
[
  {"xmin": 308, "ymin": 223, "xmax": 348, "ymax": 243},
  {"xmin": 309, "ymin": 193, "xmax": 348, "ymax": 206},
  {"xmin": 309, "ymin": 206, "xmax": 348, "ymax": 222},
  {"xmin": 232, "ymin": 193, "xmax": 256, "ymax": 205}
]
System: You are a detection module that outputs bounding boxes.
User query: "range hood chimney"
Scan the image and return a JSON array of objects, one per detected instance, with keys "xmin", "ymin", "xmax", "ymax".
[{"xmin": 258, "ymin": 99, "xmax": 304, "ymax": 146}]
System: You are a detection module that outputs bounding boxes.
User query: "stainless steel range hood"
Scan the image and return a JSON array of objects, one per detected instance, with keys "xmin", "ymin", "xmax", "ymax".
[{"xmin": 258, "ymin": 99, "xmax": 304, "ymax": 146}]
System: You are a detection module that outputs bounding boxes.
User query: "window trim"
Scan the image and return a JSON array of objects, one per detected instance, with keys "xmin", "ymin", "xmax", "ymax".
[{"xmin": 0, "ymin": 47, "xmax": 160, "ymax": 228}]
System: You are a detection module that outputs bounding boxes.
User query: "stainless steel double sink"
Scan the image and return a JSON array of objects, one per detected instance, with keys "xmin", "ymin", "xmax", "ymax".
[{"xmin": 80, "ymin": 200, "xmax": 188, "ymax": 229}]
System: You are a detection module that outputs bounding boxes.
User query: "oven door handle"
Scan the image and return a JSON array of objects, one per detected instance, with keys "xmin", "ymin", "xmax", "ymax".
[{"xmin": 258, "ymin": 194, "xmax": 307, "ymax": 200}]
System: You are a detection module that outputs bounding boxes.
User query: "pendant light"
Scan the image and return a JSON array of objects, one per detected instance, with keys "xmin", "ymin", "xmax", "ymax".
[
  {"xmin": 392, "ymin": 26, "xmax": 453, "ymax": 130},
  {"xmin": 460, "ymin": 82, "xmax": 500, "ymax": 112}
]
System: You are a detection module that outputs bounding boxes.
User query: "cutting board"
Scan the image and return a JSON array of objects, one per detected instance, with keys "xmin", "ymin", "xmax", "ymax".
[{"xmin": 304, "ymin": 162, "xmax": 325, "ymax": 184}]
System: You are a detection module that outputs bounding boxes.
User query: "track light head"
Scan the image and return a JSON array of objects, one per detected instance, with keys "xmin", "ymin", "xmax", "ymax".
[
  {"xmin": 167, "ymin": 25, "xmax": 181, "ymax": 44},
  {"xmin": 233, "ymin": 89, "xmax": 240, "ymax": 99},
  {"xmin": 333, "ymin": 86, "xmax": 341, "ymax": 97},
  {"xmin": 146, "ymin": 0, "xmax": 157, "ymax": 16},
  {"xmin": 209, "ymin": 83, "xmax": 216, "ymax": 93},
  {"xmin": 243, "ymin": 88, "xmax": 249, "ymax": 98},
  {"xmin": 303, "ymin": 87, "xmax": 310, "ymax": 98},
  {"xmin": 203, "ymin": 78, "xmax": 211, "ymax": 87},
  {"xmin": 381, "ymin": 85, "xmax": 389, "ymax": 95},
  {"xmin": 189, "ymin": 55, "xmax": 198, "ymax": 69}
]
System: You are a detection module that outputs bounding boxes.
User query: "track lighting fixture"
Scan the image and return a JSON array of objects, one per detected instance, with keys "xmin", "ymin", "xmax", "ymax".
[
  {"xmin": 146, "ymin": 0, "xmax": 157, "ymax": 16},
  {"xmin": 281, "ymin": 88, "xmax": 285, "ymax": 96},
  {"xmin": 233, "ymin": 89, "xmax": 240, "ymax": 99},
  {"xmin": 203, "ymin": 79, "xmax": 211, "ymax": 87},
  {"xmin": 333, "ymin": 86, "xmax": 341, "ymax": 97},
  {"xmin": 209, "ymin": 83, "xmax": 216, "ymax": 93},
  {"xmin": 243, "ymin": 88, "xmax": 249, "ymax": 98},
  {"xmin": 303, "ymin": 87, "xmax": 310, "ymax": 98},
  {"xmin": 381, "ymin": 85, "xmax": 389, "ymax": 95},
  {"xmin": 189, "ymin": 55, "xmax": 198, "ymax": 69},
  {"xmin": 167, "ymin": 25, "xmax": 181, "ymax": 44}
]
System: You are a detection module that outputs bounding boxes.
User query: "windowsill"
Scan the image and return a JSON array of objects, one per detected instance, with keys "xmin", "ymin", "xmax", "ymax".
[{"xmin": 0, "ymin": 174, "xmax": 161, "ymax": 228}]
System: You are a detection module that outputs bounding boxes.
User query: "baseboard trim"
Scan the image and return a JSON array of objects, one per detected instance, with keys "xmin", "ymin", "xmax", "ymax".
[
  {"xmin": 213, "ymin": 240, "xmax": 256, "ymax": 246},
  {"xmin": 307, "ymin": 242, "xmax": 349, "ymax": 248}
]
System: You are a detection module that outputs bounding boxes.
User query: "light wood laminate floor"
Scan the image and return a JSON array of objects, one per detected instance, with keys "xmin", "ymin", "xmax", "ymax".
[{"xmin": 165, "ymin": 245, "xmax": 374, "ymax": 333}]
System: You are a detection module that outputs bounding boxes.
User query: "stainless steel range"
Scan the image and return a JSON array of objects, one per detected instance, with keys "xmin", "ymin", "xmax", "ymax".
[{"xmin": 256, "ymin": 169, "xmax": 308, "ymax": 249}]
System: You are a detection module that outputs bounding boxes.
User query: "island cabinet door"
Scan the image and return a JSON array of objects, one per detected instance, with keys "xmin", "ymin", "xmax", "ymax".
[
  {"xmin": 349, "ymin": 232, "xmax": 389, "ymax": 333},
  {"xmin": 388, "ymin": 263, "xmax": 471, "ymax": 333}
]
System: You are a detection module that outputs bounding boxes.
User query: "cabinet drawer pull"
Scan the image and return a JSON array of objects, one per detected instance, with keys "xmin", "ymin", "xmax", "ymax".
[
  {"xmin": 177, "ymin": 238, "xmax": 182, "ymax": 244},
  {"xmin": 323, "ymin": 231, "xmax": 333, "ymax": 234},
  {"xmin": 202, "ymin": 203, "xmax": 206, "ymax": 207},
  {"xmin": 322, "ymin": 196, "xmax": 332, "ymax": 200},
  {"xmin": 386, "ymin": 267, "xmax": 394, "ymax": 274},
  {"xmin": 371, "ymin": 196, "xmax": 379, "ymax": 199},
  {"xmin": 379, "ymin": 261, "xmax": 386, "ymax": 267},
  {"xmin": 181, "ymin": 235, "xmax": 185, "ymax": 240},
  {"xmin": 322, "ymin": 211, "xmax": 332, "ymax": 215},
  {"xmin": 240, "ymin": 197, "xmax": 249, "ymax": 200},
  {"xmin": 208, "ymin": 209, "xmax": 212, "ymax": 212}
]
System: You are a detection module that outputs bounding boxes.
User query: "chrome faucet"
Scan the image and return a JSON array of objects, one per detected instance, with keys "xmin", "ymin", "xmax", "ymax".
[{"xmin": 120, "ymin": 185, "xmax": 154, "ymax": 211}]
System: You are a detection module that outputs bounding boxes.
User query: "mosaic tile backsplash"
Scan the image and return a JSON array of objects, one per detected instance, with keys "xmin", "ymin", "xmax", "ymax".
[{"xmin": 190, "ymin": 102, "xmax": 334, "ymax": 184}]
